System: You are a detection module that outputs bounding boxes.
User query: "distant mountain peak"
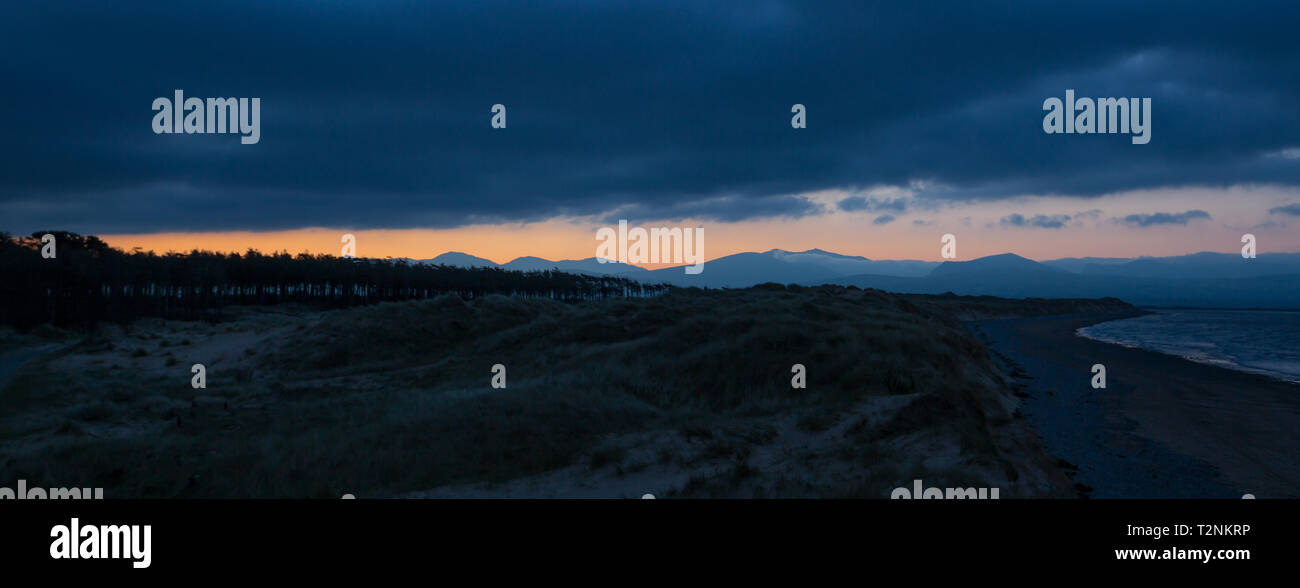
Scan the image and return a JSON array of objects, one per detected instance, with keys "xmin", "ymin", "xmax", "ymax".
[
  {"xmin": 422, "ymin": 251, "xmax": 498, "ymax": 268},
  {"xmin": 500, "ymin": 255, "xmax": 647, "ymax": 276},
  {"xmin": 978, "ymin": 252, "xmax": 1033, "ymax": 262},
  {"xmin": 766, "ymin": 248, "xmax": 871, "ymax": 261},
  {"xmin": 800, "ymin": 248, "xmax": 870, "ymax": 260},
  {"xmin": 931, "ymin": 253, "xmax": 1060, "ymax": 277},
  {"xmin": 506, "ymin": 255, "xmax": 549, "ymax": 264}
]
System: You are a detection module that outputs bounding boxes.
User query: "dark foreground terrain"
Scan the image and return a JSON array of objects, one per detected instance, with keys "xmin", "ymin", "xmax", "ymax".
[{"xmin": 2, "ymin": 285, "xmax": 1141, "ymax": 498}]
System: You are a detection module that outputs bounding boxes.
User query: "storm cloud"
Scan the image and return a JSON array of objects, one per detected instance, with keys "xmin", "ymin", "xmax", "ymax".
[
  {"xmin": 1000, "ymin": 213, "xmax": 1072, "ymax": 229},
  {"xmin": 1269, "ymin": 203, "xmax": 1300, "ymax": 216},
  {"xmin": 1120, "ymin": 210, "xmax": 1212, "ymax": 227},
  {"xmin": 1, "ymin": 1, "xmax": 1298, "ymax": 233}
]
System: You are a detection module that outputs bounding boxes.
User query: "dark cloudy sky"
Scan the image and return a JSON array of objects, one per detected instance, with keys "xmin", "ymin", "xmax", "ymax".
[{"xmin": 2, "ymin": 1, "xmax": 1299, "ymax": 260}]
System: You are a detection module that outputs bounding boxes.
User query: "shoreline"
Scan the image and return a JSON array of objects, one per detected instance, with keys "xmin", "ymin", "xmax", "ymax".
[
  {"xmin": 973, "ymin": 311, "xmax": 1300, "ymax": 498},
  {"xmin": 1076, "ymin": 312, "xmax": 1300, "ymax": 385}
]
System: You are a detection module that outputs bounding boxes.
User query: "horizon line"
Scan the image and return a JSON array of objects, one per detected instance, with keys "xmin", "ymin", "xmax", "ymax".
[{"xmin": 11, "ymin": 231, "xmax": 1297, "ymax": 270}]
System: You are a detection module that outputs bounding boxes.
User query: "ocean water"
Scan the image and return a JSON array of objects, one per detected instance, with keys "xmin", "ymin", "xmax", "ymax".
[{"xmin": 1077, "ymin": 309, "xmax": 1300, "ymax": 383}]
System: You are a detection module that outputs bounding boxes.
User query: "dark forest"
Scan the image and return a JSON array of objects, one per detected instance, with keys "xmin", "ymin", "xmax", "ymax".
[{"xmin": 0, "ymin": 232, "xmax": 668, "ymax": 329}]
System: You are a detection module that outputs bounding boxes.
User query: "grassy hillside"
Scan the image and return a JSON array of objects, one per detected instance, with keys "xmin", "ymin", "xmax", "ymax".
[{"xmin": 0, "ymin": 285, "xmax": 1134, "ymax": 498}]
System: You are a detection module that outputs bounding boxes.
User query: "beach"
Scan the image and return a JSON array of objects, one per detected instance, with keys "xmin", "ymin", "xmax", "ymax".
[{"xmin": 974, "ymin": 312, "xmax": 1300, "ymax": 498}]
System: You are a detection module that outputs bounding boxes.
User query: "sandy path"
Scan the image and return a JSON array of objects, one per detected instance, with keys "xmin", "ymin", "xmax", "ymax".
[
  {"xmin": 0, "ymin": 342, "xmax": 75, "ymax": 391},
  {"xmin": 405, "ymin": 395, "xmax": 921, "ymax": 499}
]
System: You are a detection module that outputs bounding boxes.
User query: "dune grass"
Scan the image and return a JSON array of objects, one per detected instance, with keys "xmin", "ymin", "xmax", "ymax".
[{"xmin": 0, "ymin": 286, "xmax": 1131, "ymax": 498}]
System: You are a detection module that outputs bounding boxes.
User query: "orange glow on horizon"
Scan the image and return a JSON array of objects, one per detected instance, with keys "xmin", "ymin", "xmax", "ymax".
[{"xmin": 92, "ymin": 185, "xmax": 1300, "ymax": 265}]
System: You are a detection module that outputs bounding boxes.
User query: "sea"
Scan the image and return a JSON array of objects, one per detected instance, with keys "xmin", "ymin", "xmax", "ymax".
[{"xmin": 1077, "ymin": 309, "xmax": 1300, "ymax": 383}]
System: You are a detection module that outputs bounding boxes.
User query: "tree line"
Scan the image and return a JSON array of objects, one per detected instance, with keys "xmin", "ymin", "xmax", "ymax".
[{"xmin": 0, "ymin": 232, "xmax": 669, "ymax": 329}]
